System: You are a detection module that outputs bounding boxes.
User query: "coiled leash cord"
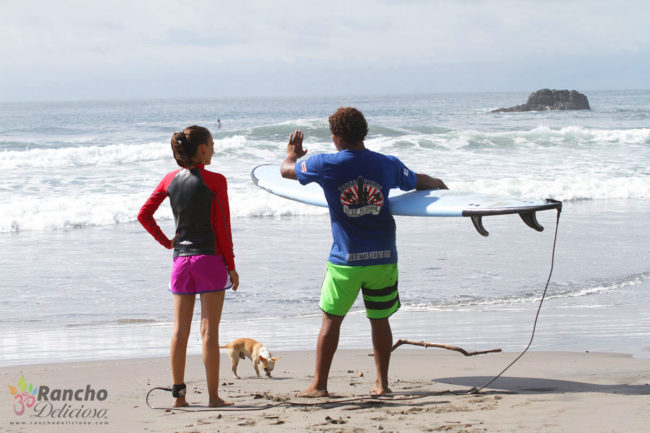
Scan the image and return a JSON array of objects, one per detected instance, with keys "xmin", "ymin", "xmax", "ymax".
[{"xmin": 146, "ymin": 208, "xmax": 561, "ymax": 409}]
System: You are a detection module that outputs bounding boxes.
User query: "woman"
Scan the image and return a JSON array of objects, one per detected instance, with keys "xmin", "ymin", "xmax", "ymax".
[{"xmin": 138, "ymin": 125, "xmax": 239, "ymax": 407}]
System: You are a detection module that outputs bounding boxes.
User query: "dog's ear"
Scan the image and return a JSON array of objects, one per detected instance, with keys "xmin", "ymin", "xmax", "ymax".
[
  {"xmin": 271, "ymin": 356, "xmax": 280, "ymax": 361},
  {"xmin": 259, "ymin": 355, "xmax": 267, "ymax": 362}
]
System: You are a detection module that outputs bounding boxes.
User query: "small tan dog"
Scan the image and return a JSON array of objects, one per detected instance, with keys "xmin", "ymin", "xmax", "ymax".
[{"xmin": 220, "ymin": 338, "xmax": 280, "ymax": 379}]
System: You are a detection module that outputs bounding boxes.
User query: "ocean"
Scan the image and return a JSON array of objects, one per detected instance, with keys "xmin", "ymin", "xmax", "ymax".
[{"xmin": 1, "ymin": 91, "xmax": 649, "ymax": 367}]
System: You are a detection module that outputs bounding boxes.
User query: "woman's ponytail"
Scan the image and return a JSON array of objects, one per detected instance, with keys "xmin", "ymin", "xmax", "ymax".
[{"xmin": 170, "ymin": 126, "xmax": 211, "ymax": 168}]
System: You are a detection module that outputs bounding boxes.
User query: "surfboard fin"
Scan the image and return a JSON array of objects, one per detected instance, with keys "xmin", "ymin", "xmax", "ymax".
[
  {"xmin": 519, "ymin": 211, "xmax": 544, "ymax": 232},
  {"xmin": 470, "ymin": 215, "xmax": 489, "ymax": 237},
  {"xmin": 471, "ymin": 211, "xmax": 547, "ymax": 236}
]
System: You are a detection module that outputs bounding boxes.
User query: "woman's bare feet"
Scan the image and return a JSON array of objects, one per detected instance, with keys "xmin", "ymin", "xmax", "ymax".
[
  {"xmin": 296, "ymin": 385, "xmax": 329, "ymax": 398},
  {"xmin": 172, "ymin": 397, "xmax": 189, "ymax": 407},
  {"xmin": 370, "ymin": 385, "xmax": 392, "ymax": 395},
  {"xmin": 208, "ymin": 397, "xmax": 234, "ymax": 407}
]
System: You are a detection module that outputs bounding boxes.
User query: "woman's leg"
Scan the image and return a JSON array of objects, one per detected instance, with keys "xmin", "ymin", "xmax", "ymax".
[
  {"xmin": 200, "ymin": 290, "xmax": 232, "ymax": 406},
  {"xmin": 171, "ymin": 294, "xmax": 196, "ymax": 407}
]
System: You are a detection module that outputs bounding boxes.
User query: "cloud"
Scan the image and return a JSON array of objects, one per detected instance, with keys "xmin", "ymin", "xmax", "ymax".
[{"xmin": 0, "ymin": 0, "xmax": 648, "ymax": 100}]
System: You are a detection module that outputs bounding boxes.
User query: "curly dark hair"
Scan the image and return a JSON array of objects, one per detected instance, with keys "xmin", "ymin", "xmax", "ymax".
[
  {"xmin": 170, "ymin": 125, "xmax": 212, "ymax": 168},
  {"xmin": 328, "ymin": 107, "xmax": 368, "ymax": 143}
]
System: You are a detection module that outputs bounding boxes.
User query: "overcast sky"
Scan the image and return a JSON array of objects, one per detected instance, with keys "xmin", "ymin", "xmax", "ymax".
[{"xmin": 1, "ymin": 0, "xmax": 648, "ymax": 101}]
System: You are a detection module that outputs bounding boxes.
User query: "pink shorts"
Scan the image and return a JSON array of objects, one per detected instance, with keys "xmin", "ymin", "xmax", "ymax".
[{"xmin": 170, "ymin": 255, "xmax": 232, "ymax": 295}]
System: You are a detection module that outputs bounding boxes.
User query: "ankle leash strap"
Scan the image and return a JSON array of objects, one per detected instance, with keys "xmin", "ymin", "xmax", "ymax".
[{"xmin": 172, "ymin": 384, "xmax": 186, "ymax": 398}]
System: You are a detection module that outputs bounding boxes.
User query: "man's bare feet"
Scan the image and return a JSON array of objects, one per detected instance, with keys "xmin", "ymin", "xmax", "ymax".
[
  {"xmin": 172, "ymin": 397, "xmax": 189, "ymax": 407},
  {"xmin": 296, "ymin": 386, "xmax": 329, "ymax": 398},
  {"xmin": 208, "ymin": 398, "xmax": 234, "ymax": 407}
]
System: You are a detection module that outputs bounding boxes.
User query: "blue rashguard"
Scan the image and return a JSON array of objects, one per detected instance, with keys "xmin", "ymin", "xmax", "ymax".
[{"xmin": 295, "ymin": 149, "xmax": 417, "ymax": 266}]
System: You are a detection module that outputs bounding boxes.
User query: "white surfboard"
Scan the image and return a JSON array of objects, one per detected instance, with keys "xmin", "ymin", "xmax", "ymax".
[{"xmin": 251, "ymin": 164, "xmax": 561, "ymax": 236}]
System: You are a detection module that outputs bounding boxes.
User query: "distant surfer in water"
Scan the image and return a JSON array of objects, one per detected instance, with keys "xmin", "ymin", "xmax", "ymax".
[
  {"xmin": 138, "ymin": 125, "xmax": 239, "ymax": 408},
  {"xmin": 281, "ymin": 107, "xmax": 447, "ymax": 397}
]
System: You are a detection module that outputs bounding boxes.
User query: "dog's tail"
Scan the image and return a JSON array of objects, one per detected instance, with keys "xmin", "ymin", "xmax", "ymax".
[{"xmin": 218, "ymin": 345, "xmax": 229, "ymax": 349}]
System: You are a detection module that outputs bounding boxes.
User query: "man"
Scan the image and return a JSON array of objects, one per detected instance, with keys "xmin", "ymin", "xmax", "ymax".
[{"xmin": 281, "ymin": 107, "xmax": 447, "ymax": 396}]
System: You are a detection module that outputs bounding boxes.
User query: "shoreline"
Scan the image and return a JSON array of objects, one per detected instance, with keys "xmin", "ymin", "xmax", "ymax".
[
  {"xmin": 3, "ymin": 296, "xmax": 649, "ymax": 368},
  {"xmin": 3, "ymin": 349, "xmax": 648, "ymax": 432}
]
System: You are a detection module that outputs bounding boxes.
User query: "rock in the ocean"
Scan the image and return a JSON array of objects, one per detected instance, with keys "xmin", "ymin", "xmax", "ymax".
[{"xmin": 493, "ymin": 89, "xmax": 590, "ymax": 112}]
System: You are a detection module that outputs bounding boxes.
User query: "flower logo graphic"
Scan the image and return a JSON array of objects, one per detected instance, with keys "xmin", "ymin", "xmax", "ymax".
[{"xmin": 8, "ymin": 375, "xmax": 38, "ymax": 415}]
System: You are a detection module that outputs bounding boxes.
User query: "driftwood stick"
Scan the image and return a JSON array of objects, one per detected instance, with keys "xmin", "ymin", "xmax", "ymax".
[{"xmin": 387, "ymin": 339, "xmax": 502, "ymax": 356}]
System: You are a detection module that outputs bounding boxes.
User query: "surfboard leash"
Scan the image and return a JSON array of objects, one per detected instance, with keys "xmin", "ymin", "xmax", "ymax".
[{"xmin": 468, "ymin": 205, "xmax": 562, "ymax": 394}]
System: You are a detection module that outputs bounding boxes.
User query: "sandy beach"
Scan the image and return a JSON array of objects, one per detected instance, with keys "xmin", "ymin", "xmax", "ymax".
[{"xmin": 3, "ymin": 348, "xmax": 648, "ymax": 433}]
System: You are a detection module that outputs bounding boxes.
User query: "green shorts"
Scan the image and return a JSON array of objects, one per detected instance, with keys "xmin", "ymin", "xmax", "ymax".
[{"xmin": 320, "ymin": 262, "xmax": 400, "ymax": 319}]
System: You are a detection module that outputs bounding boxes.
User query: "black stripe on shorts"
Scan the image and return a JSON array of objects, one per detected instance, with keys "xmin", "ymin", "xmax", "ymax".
[
  {"xmin": 363, "ymin": 294, "xmax": 400, "ymax": 312},
  {"xmin": 361, "ymin": 281, "xmax": 398, "ymax": 298}
]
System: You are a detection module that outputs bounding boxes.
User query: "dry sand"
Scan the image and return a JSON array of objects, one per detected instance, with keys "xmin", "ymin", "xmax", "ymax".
[{"xmin": 3, "ymin": 349, "xmax": 649, "ymax": 433}]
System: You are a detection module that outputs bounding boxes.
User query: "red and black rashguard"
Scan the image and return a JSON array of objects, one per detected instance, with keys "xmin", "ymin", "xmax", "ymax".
[{"xmin": 137, "ymin": 164, "xmax": 235, "ymax": 271}]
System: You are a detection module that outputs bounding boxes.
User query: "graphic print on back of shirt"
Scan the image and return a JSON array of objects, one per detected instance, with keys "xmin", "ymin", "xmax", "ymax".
[{"xmin": 338, "ymin": 176, "xmax": 384, "ymax": 217}]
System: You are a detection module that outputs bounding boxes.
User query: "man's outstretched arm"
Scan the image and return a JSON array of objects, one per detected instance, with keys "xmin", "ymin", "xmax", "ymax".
[
  {"xmin": 415, "ymin": 173, "xmax": 448, "ymax": 190},
  {"xmin": 281, "ymin": 130, "xmax": 307, "ymax": 180}
]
